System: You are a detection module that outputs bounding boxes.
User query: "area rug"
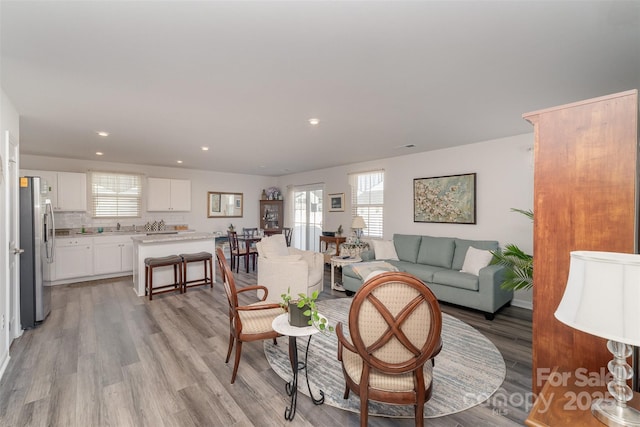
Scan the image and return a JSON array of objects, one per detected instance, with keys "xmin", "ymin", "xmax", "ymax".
[{"xmin": 264, "ymin": 298, "xmax": 506, "ymax": 418}]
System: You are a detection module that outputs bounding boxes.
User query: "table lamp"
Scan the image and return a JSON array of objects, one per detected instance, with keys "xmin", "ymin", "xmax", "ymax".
[
  {"xmin": 555, "ymin": 251, "xmax": 640, "ymax": 426},
  {"xmin": 351, "ymin": 216, "xmax": 366, "ymax": 244}
]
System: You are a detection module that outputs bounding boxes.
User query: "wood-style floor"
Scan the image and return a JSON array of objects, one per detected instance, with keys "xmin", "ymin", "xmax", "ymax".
[{"xmin": 0, "ymin": 264, "xmax": 532, "ymax": 426}]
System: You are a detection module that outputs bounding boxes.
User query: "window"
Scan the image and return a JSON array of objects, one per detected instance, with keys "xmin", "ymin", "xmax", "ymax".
[
  {"xmin": 90, "ymin": 172, "xmax": 142, "ymax": 218},
  {"xmin": 349, "ymin": 170, "xmax": 384, "ymax": 238}
]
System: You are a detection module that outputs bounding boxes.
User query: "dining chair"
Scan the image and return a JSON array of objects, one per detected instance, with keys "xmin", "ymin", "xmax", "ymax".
[
  {"xmin": 283, "ymin": 227, "xmax": 292, "ymax": 246},
  {"xmin": 215, "ymin": 248, "xmax": 284, "ymax": 384},
  {"xmin": 336, "ymin": 271, "xmax": 443, "ymax": 427},
  {"xmin": 227, "ymin": 230, "xmax": 246, "ymax": 273},
  {"xmin": 242, "ymin": 227, "xmax": 259, "ymax": 237}
]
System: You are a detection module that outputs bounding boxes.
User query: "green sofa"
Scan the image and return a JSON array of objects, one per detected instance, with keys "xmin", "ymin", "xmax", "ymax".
[{"xmin": 341, "ymin": 234, "xmax": 513, "ymax": 319}]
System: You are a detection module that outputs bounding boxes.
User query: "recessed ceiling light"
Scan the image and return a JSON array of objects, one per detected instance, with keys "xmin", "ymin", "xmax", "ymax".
[
  {"xmin": 176, "ymin": 160, "xmax": 183, "ymax": 164},
  {"xmin": 95, "ymin": 152, "xmax": 104, "ymax": 156},
  {"xmin": 96, "ymin": 131, "xmax": 109, "ymax": 137},
  {"xmin": 201, "ymin": 146, "xmax": 209, "ymax": 151},
  {"xmin": 308, "ymin": 118, "xmax": 320, "ymax": 126}
]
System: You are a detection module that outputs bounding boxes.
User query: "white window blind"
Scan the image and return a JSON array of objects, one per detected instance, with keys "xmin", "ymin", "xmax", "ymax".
[
  {"xmin": 349, "ymin": 170, "xmax": 384, "ymax": 238},
  {"xmin": 90, "ymin": 172, "xmax": 142, "ymax": 218}
]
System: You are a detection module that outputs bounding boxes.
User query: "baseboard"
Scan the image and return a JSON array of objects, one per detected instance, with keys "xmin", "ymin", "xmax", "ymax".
[
  {"xmin": 0, "ymin": 351, "xmax": 10, "ymax": 382},
  {"xmin": 511, "ymin": 298, "xmax": 533, "ymax": 310}
]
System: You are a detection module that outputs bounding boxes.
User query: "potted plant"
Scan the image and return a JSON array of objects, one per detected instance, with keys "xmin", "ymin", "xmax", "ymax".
[
  {"xmin": 228, "ymin": 223, "xmax": 235, "ymax": 232},
  {"xmin": 491, "ymin": 208, "xmax": 533, "ymax": 290},
  {"xmin": 281, "ymin": 289, "xmax": 333, "ymax": 333},
  {"xmin": 336, "ymin": 224, "xmax": 343, "ymax": 236}
]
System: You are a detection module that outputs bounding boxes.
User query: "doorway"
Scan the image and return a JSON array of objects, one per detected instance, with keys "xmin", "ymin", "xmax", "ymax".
[{"xmin": 291, "ymin": 185, "xmax": 323, "ymax": 252}]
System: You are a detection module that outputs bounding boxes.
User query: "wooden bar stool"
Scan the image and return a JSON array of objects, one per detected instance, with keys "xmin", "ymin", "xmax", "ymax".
[
  {"xmin": 179, "ymin": 251, "xmax": 214, "ymax": 292},
  {"xmin": 144, "ymin": 255, "xmax": 184, "ymax": 300}
]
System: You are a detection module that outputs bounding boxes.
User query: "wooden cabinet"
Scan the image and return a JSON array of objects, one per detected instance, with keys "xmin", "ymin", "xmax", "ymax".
[
  {"xmin": 260, "ymin": 200, "xmax": 283, "ymax": 232},
  {"xmin": 93, "ymin": 235, "xmax": 134, "ymax": 275},
  {"xmin": 524, "ymin": 90, "xmax": 638, "ymax": 395},
  {"xmin": 52, "ymin": 237, "xmax": 94, "ymax": 280},
  {"xmin": 147, "ymin": 178, "xmax": 191, "ymax": 211},
  {"xmin": 20, "ymin": 170, "xmax": 87, "ymax": 211}
]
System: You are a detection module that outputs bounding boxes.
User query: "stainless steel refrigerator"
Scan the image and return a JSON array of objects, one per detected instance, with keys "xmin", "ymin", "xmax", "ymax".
[{"xmin": 19, "ymin": 176, "xmax": 54, "ymax": 328}]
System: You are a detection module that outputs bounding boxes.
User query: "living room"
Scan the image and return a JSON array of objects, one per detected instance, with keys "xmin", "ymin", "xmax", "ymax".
[{"xmin": 1, "ymin": 1, "xmax": 640, "ymax": 426}]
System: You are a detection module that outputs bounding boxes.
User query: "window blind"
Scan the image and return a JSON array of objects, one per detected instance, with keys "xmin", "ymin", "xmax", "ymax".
[
  {"xmin": 90, "ymin": 172, "xmax": 142, "ymax": 218},
  {"xmin": 349, "ymin": 170, "xmax": 384, "ymax": 238}
]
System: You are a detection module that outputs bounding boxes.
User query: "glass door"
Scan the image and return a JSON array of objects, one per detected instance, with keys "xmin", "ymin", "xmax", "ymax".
[{"xmin": 292, "ymin": 186, "xmax": 323, "ymax": 251}]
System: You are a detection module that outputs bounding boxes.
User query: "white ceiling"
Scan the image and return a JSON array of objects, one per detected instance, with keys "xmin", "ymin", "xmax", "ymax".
[{"xmin": 2, "ymin": 1, "xmax": 639, "ymax": 176}]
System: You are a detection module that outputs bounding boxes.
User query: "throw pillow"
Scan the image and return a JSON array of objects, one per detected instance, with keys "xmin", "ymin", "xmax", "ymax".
[
  {"xmin": 259, "ymin": 234, "xmax": 289, "ymax": 258},
  {"xmin": 372, "ymin": 240, "xmax": 400, "ymax": 261},
  {"xmin": 460, "ymin": 246, "xmax": 494, "ymax": 276}
]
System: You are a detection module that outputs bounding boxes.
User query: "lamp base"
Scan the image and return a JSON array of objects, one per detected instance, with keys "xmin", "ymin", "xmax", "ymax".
[{"xmin": 593, "ymin": 398, "xmax": 640, "ymax": 427}]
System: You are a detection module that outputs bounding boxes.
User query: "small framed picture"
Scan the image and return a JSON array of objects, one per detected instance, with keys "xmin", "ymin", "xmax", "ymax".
[{"xmin": 329, "ymin": 193, "xmax": 345, "ymax": 212}]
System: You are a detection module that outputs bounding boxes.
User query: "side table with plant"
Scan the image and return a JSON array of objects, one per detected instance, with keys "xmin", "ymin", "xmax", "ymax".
[{"xmin": 281, "ymin": 289, "xmax": 333, "ymax": 333}]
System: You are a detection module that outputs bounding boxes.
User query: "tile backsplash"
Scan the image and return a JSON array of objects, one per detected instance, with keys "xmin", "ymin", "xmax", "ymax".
[{"xmin": 54, "ymin": 211, "xmax": 188, "ymax": 230}]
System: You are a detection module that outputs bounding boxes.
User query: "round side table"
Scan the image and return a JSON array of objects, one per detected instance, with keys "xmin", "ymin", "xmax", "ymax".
[
  {"xmin": 330, "ymin": 256, "xmax": 361, "ymax": 292},
  {"xmin": 272, "ymin": 313, "xmax": 325, "ymax": 421}
]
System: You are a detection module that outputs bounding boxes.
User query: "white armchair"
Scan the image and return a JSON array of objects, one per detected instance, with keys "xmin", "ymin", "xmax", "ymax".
[{"xmin": 255, "ymin": 234, "xmax": 324, "ymax": 299}]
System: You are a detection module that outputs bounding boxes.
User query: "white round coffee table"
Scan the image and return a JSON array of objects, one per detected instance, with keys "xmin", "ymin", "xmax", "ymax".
[{"xmin": 330, "ymin": 256, "xmax": 361, "ymax": 292}]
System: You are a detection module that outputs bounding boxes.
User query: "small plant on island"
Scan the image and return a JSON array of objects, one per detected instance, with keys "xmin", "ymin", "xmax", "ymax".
[{"xmin": 281, "ymin": 288, "xmax": 333, "ymax": 333}]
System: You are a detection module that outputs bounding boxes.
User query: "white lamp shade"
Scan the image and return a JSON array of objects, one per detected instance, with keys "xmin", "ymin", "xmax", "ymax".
[
  {"xmin": 555, "ymin": 251, "xmax": 640, "ymax": 347},
  {"xmin": 351, "ymin": 216, "xmax": 366, "ymax": 229}
]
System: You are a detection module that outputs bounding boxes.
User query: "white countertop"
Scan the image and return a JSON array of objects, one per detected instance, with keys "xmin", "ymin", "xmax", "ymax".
[{"xmin": 131, "ymin": 231, "xmax": 216, "ymax": 244}]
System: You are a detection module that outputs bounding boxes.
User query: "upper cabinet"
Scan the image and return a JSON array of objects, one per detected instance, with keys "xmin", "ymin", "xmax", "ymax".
[
  {"xmin": 147, "ymin": 178, "xmax": 191, "ymax": 211},
  {"xmin": 21, "ymin": 170, "xmax": 87, "ymax": 212}
]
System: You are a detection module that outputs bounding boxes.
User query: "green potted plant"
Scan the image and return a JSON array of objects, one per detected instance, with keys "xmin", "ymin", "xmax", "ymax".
[
  {"xmin": 336, "ymin": 224, "xmax": 343, "ymax": 236},
  {"xmin": 281, "ymin": 288, "xmax": 333, "ymax": 333},
  {"xmin": 228, "ymin": 223, "xmax": 235, "ymax": 232},
  {"xmin": 491, "ymin": 208, "xmax": 533, "ymax": 290}
]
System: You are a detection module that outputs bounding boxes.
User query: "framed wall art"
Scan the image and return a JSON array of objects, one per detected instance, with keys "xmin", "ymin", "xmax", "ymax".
[
  {"xmin": 413, "ymin": 173, "xmax": 476, "ymax": 224},
  {"xmin": 328, "ymin": 193, "xmax": 345, "ymax": 212}
]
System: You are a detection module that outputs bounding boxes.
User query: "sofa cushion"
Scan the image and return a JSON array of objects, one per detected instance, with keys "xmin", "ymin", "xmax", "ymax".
[
  {"xmin": 432, "ymin": 270, "xmax": 480, "ymax": 291},
  {"xmin": 393, "ymin": 261, "xmax": 448, "ymax": 283},
  {"xmin": 372, "ymin": 240, "xmax": 399, "ymax": 260},
  {"xmin": 451, "ymin": 238, "xmax": 499, "ymax": 270},
  {"xmin": 393, "ymin": 234, "xmax": 422, "ymax": 263},
  {"xmin": 417, "ymin": 236, "xmax": 455, "ymax": 268},
  {"xmin": 257, "ymin": 234, "xmax": 289, "ymax": 258}
]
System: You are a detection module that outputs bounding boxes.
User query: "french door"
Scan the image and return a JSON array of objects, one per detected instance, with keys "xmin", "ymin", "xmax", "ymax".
[{"xmin": 291, "ymin": 186, "xmax": 323, "ymax": 251}]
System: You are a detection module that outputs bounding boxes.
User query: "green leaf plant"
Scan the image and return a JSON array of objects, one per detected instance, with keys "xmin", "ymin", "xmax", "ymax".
[
  {"xmin": 281, "ymin": 288, "xmax": 334, "ymax": 334},
  {"xmin": 490, "ymin": 209, "xmax": 534, "ymax": 291}
]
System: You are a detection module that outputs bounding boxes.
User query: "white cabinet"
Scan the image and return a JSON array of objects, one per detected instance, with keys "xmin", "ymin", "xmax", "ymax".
[
  {"xmin": 56, "ymin": 172, "xmax": 87, "ymax": 212},
  {"xmin": 93, "ymin": 235, "xmax": 134, "ymax": 275},
  {"xmin": 147, "ymin": 178, "xmax": 191, "ymax": 211},
  {"xmin": 20, "ymin": 169, "xmax": 86, "ymax": 211},
  {"xmin": 53, "ymin": 237, "xmax": 93, "ymax": 280}
]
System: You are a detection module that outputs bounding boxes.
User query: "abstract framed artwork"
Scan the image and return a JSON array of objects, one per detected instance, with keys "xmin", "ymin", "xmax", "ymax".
[
  {"xmin": 413, "ymin": 173, "xmax": 476, "ymax": 224},
  {"xmin": 328, "ymin": 193, "xmax": 345, "ymax": 212}
]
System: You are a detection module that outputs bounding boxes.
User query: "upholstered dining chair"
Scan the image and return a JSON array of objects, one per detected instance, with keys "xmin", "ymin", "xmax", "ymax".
[
  {"xmin": 215, "ymin": 248, "xmax": 285, "ymax": 384},
  {"xmin": 336, "ymin": 271, "xmax": 443, "ymax": 427}
]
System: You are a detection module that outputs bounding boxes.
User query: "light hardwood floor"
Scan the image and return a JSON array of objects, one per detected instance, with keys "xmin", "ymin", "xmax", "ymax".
[{"xmin": 0, "ymin": 264, "xmax": 532, "ymax": 426}]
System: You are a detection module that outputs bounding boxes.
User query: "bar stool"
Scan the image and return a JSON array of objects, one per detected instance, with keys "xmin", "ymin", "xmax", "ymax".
[
  {"xmin": 144, "ymin": 255, "xmax": 184, "ymax": 300},
  {"xmin": 179, "ymin": 251, "xmax": 214, "ymax": 292}
]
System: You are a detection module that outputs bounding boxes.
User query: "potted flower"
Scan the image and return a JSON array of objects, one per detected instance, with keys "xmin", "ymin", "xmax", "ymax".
[{"xmin": 281, "ymin": 289, "xmax": 333, "ymax": 333}]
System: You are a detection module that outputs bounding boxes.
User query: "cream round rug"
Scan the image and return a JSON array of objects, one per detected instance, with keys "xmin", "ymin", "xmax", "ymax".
[{"xmin": 264, "ymin": 297, "xmax": 506, "ymax": 418}]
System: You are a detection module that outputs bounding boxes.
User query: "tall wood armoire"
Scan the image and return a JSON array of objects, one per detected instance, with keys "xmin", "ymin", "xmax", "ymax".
[{"xmin": 524, "ymin": 89, "xmax": 639, "ymax": 395}]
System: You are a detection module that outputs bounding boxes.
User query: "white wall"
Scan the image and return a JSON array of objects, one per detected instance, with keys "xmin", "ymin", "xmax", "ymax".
[
  {"xmin": 277, "ymin": 133, "xmax": 535, "ymax": 308},
  {"xmin": 20, "ymin": 155, "xmax": 277, "ymax": 233},
  {"xmin": 0, "ymin": 88, "xmax": 20, "ymax": 379}
]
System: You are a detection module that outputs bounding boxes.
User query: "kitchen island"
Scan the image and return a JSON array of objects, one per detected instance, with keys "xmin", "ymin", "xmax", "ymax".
[{"xmin": 132, "ymin": 232, "xmax": 217, "ymax": 297}]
